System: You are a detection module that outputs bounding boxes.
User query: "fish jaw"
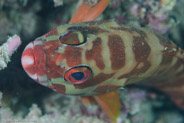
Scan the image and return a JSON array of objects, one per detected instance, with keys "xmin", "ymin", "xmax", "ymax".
[{"xmin": 21, "ymin": 39, "xmax": 48, "ymax": 86}]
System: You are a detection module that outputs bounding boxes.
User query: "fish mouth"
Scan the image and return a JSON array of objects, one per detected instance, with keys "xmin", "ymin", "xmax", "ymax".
[
  {"xmin": 21, "ymin": 42, "xmax": 35, "ymax": 75},
  {"xmin": 21, "ymin": 39, "xmax": 48, "ymax": 86}
]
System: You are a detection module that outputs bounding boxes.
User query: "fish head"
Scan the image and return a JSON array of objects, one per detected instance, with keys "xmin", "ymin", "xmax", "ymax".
[
  {"xmin": 21, "ymin": 38, "xmax": 49, "ymax": 85},
  {"xmin": 21, "ymin": 22, "xmax": 122, "ymax": 95}
]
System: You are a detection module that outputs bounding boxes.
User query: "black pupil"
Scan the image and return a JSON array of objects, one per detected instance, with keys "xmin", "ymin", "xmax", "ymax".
[{"xmin": 71, "ymin": 72, "xmax": 84, "ymax": 80}]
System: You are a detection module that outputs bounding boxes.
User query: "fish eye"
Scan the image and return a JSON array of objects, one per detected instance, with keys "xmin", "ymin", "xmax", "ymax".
[
  {"xmin": 59, "ymin": 31, "xmax": 86, "ymax": 46},
  {"xmin": 64, "ymin": 66, "xmax": 92, "ymax": 84}
]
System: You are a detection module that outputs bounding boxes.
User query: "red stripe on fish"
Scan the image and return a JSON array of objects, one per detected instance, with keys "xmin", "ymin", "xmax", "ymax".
[
  {"xmin": 63, "ymin": 47, "xmax": 82, "ymax": 67},
  {"xmin": 160, "ymin": 53, "xmax": 173, "ymax": 65},
  {"xmin": 94, "ymin": 85, "xmax": 121, "ymax": 93},
  {"xmin": 41, "ymin": 40, "xmax": 66, "ymax": 79},
  {"xmin": 118, "ymin": 61, "xmax": 151, "ymax": 79},
  {"xmin": 85, "ymin": 38, "xmax": 105, "ymax": 70},
  {"xmin": 33, "ymin": 45, "xmax": 47, "ymax": 76},
  {"xmin": 43, "ymin": 40, "xmax": 61, "ymax": 54},
  {"xmin": 74, "ymin": 73, "xmax": 114, "ymax": 89},
  {"xmin": 118, "ymin": 35, "xmax": 151, "ymax": 79},
  {"xmin": 46, "ymin": 60, "xmax": 66, "ymax": 79},
  {"xmin": 52, "ymin": 84, "xmax": 66, "ymax": 94},
  {"xmin": 108, "ymin": 34, "xmax": 125, "ymax": 70},
  {"xmin": 132, "ymin": 36, "xmax": 151, "ymax": 62}
]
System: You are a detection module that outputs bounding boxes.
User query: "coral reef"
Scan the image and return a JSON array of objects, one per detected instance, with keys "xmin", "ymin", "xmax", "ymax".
[
  {"xmin": 0, "ymin": 0, "xmax": 184, "ymax": 123},
  {"xmin": 129, "ymin": 0, "xmax": 177, "ymax": 34},
  {"xmin": 0, "ymin": 88, "xmax": 184, "ymax": 123},
  {"xmin": 0, "ymin": 0, "xmax": 179, "ymax": 41},
  {"xmin": 104, "ymin": 0, "xmax": 178, "ymax": 34}
]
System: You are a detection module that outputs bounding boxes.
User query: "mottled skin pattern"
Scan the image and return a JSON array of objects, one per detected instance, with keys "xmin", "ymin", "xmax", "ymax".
[{"xmin": 21, "ymin": 20, "xmax": 184, "ymax": 100}]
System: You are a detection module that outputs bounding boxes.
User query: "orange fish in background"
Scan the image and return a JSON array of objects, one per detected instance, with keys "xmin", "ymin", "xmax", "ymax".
[{"xmin": 21, "ymin": 0, "xmax": 184, "ymax": 122}]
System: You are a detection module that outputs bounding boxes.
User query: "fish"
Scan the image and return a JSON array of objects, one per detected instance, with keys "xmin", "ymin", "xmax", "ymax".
[{"xmin": 21, "ymin": 20, "xmax": 184, "ymax": 122}]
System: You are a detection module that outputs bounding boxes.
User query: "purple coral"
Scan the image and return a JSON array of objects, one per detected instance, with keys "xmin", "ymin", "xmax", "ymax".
[
  {"xmin": 7, "ymin": 35, "xmax": 21, "ymax": 56},
  {"xmin": 0, "ymin": 35, "xmax": 21, "ymax": 70},
  {"xmin": 129, "ymin": 0, "xmax": 177, "ymax": 34}
]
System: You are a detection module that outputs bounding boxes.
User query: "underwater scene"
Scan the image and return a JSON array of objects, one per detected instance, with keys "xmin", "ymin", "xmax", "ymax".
[{"xmin": 0, "ymin": 0, "xmax": 184, "ymax": 123}]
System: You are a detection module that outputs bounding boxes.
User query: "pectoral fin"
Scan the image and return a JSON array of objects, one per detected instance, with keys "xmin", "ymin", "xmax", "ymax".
[
  {"xmin": 94, "ymin": 91, "xmax": 121, "ymax": 123},
  {"xmin": 81, "ymin": 96, "xmax": 96, "ymax": 105}
]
